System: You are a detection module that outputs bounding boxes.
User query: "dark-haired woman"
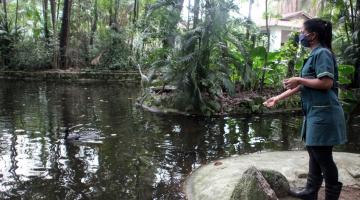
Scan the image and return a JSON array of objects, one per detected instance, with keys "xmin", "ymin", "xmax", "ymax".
[{"xmin": 263, "ymin": 18, "xmax": 347, "ymax": 200}]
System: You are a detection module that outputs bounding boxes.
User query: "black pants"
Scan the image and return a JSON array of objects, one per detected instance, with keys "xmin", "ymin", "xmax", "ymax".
[{"xmin": 306, "ymin": 146, "xmax": 339, "ymax": 185}]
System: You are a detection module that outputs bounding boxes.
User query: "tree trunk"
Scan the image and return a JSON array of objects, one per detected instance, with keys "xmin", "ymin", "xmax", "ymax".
[
  {"xmin": 260, "ymin": 0, "xmax": 270, "ymax": 93},
  {"xmin": 186, "ymin": 0, "xmax": 191, "ymax": 29},
  {"xmin": 193, "ymin": 0, "xmax": 200, "ymax": 29},
  {"xmin": 350, "ymin": 0, "xmax": 360, "ymax": 87},
  {"xmin": 115, "ymin": 0, "xmax": 120, "ymax": 23},
  {"xmin": 200, "ymin": 0, "xmax": 212, "ymax": 68},
  {"xmin": 59, "ymin": 0, "xmax": 72, "ymax": 69},
  {"xmin": 109, "ymin": 0, "xmax": 114, "ymax": 26},
  {"xmin": 184, "ymin": 0, "xmax": 199, "ymax": 53},
  {"xmin": 1, "ymin": 0, "xmax": 10, "ymax": 65},
  {"xmin": 90, "ymin": 0, "xmax": 98, "ymax": 46},
  {"xmin": 43, "ymin": 0, "xmax": 50, "ymax": 43},
  {"xmin": 2, "ymin": 0, "xmax": 8, "ymax": 32},
  {"xmin": 50, "ymin": 0, "xmax": 57, "ymax": 33},
  {"xmin": 356, "ymin": 0, "xmax": 360, "ymax": 25},
  {"xmin": 133, "ymin": 0, "xmax": 139, "ymax": 24},
  {"xmin": 15, "ymin": 0, "xmax": 19, "ymax": 33},
  {"xmin": 57, "ymin": 0, "xmax": 61, "ymax": 21},
  {"xmin": 162, "ymin": 0, "xmax": 184, "ymax": 48},
  {"xmin": 245, "ymin": 0, "xmax": 254, "ymax": 40},
  {"xmin": 50, "ymin": 0, "xmax": 58, "ymax": 69},
  {"xmin": 349, "ymin": 0, "xmax": 355, "ymax": 32},
  {"xmin": 286, "ymin": 60, "xmax": 295, "ymax": 78}
]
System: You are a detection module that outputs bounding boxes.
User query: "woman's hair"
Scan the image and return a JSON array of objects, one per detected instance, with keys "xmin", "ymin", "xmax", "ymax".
[{"xmin": 303, "ymin": 18, "xmax": 333, "ymax": 51}]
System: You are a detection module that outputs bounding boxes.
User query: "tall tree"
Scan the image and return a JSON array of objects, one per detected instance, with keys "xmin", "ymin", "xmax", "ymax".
[
  {"xmin": 109, "ymin": 0, "xmax": 114, "ymax": 26},
  {"xmin": 57, "ymin": 0, "xmax": 61, "ymax": 20},
  {"xmin": 260, "ymin": 0, "xmax": 270, "ymax": 93},
  {"xmin": 200, "ymin": 0, "xmax": 212, "ymax": 67},
  {"xmin": 350, "ymin": 0, "xmax": 360, "ymax": 87},
  {"xmin": 115, "ymin": 0, "xmax": 120, "ymax": 19},
  {"xmin": 59, "ymin": 0, "xmax": 72, "ymax": 69},
  {"xmin": 15, "ymin": 0, "xmax": 19, "ymax": 33},
  {"xmin": 245, "ymin": 0, "xmax": 254, "ymax": 40},
  {"xmin": 133, "ymin": 0, "xmax": 139, "ymax": 24},
  {"xmin": 43, "ymin": 0, "xmax": 50, "ymax": 42},
  {"xmin": 2, "ymin": 0, "xmax": 8, "ymax": 32},
  {"xmin": 50, "ymin": 0, "xmax": 58, "ymax": 68},
  {"xmin": 193, "ymin": 0, "xmax": 200, "ymax": 28},
  {"xmin": 1, "ymin": 0, "xmax": 11, "ymax": 66},
  {"xmin": 162, "ymin": 0, "xmax": 185, "ymax": 48},
  {"xmin": 50, "ymin": 0, "xmax": 57, "ymax": 32},
  {"xmin": 90, "ymin": 0, "xmax": 98, "ymax": 46}
]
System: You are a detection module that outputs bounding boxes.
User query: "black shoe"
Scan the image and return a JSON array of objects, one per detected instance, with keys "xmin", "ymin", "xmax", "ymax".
[
  {"xmin": 325, "ymin": 182, "xmax": 342, "ymax": 200},
  {"xmin": 288, "ymin": 175, "xmax": 323, "ymax": 200}
]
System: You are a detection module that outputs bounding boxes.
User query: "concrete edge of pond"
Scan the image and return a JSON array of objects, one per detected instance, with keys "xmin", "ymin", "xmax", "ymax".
[
  {"xmin": 137, "ymin": 87, "xmax": 360, "ymax": 117},
  {"xmin": 136, "ymin": 103, "xmax": 192, "ymax": 116},
  {"xmin": 184, "ymin": 151, "xmax": 360, "ymax": 200},
  {"xmin": 0, "ymin": 70, "xmax": 141, "ymax": 82},
  {"xmin": 137, "ymin": 101, "xmax": 303, "ymax": 117}
]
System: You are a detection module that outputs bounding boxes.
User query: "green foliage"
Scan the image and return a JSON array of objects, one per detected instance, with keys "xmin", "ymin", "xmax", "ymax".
[
  {"xmin": 249, "ymin": 32, "xmax": 305, "ymax": 89},
  {"xmin": 1, "ymin": 0, "xmax": 360, "ymax": 114},
  {"xmin": 0, "ymin": 14, "xmax": 19, "ymax": 67},
  {"xmin": 317, "ymin": 0, "xmax": 360, "ymax": 87},
  {"xmin": 7, "ymin": 40, "xmax": 52, "ymax": 70},
  {"xmin": 94, "ymin": 28, "xmax": 132, "ymax": 70},
  {"xmin": 338, "ymin": 64, "xmax": 355, "ymax": 85},
  {"xmin": 146, "ymin": 0, "xmax": 239, "ymax": 115},
  {"xmin": 0, "ymin": 28, "xmax": 13, "ymax": 66}
]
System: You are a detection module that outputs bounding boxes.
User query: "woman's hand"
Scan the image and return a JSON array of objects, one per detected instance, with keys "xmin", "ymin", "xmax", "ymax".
[
  {"xmin": 283, "ymin": 77, "xmax": 302, "ymax": 89},
  {"xmin": 263, "ymin": 96, "xmax": 278, "ymax": 108},
  {"xmin": 263, "ymin": 86, "xmax": 301, "ymax": 108}
]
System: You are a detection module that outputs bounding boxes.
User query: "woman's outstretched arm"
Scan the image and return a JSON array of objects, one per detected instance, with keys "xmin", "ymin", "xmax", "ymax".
[{"xmin": 263, "ymin": 85, "xmax": 301, "ymax": 108}]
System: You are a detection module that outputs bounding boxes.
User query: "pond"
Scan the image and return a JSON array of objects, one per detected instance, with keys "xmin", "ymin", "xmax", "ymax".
[{"xmin": 0, "ymin": 80, "xmax": 359, "ymax": 199}]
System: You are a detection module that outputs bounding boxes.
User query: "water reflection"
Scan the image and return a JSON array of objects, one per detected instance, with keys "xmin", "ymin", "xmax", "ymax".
[{"xmin": 0, "ymin": 80, "xmax": 359, "ymax": 199}]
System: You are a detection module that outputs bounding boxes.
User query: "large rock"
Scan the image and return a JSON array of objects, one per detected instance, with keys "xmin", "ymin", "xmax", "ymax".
[
  {"xmin": 346, "ymin": 166, "xmax": 360, "ymax": 178},
  {"xmin": 230, "ymin": 166, "xmax": 277, "ymax": 200},
  {"xmin": 261, "ymin": 169, "xmax": 290, "ymax": 198},
  {"xmin": 184, "ymin": 151, "xmax": 360, "ymax": 200}
]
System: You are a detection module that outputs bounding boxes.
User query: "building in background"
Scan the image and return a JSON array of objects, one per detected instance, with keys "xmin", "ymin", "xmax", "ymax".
[{"xmin": 258, "ymin": 11, "xmax": 312, "ymax": 51}]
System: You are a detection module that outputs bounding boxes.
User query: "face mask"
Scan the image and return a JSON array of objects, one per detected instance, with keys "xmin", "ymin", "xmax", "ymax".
[{"xmin": 299, "ymin": 33, "xmax": 311, "ymax": 47}]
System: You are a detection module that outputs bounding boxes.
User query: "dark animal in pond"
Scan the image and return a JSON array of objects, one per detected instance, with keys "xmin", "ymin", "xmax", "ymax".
[
  {"xmin": 64, "ymin": 128, "xmax": 81, "ymax": 141},
  {"xmin": 64, "ymin": 125, "xmax": 102, "ymax": 142}
]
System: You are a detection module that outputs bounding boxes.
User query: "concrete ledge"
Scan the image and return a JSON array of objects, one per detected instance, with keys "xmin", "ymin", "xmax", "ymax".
[
  {"xmin": 184, "ymin": 151, "xmax": 360, "ymax": 200},
  {"xmin": 137, "ymin": 101, "xmax": 302, "ymax": 117},
  {"xmin": 137, "ymin": 103, "xmax": 191, "ymax": 116},
  {"xmin": 0, "ymin": 70, "xmax": 140, "ymax": 82}
]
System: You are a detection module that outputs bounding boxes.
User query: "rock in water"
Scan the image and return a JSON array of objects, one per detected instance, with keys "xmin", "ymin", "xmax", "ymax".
[
  {"xmin": 230, "ymin": 166, "xmax": 278, "ymax": 200},
  {"xmin": 261, "ymin": 169, "xmax": 290, "ymax": 198}
]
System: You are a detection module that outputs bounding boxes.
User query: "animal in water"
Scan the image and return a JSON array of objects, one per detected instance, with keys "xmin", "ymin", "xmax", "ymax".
[
  {"xmin": 63, "ymin": 124, "xmax": 84, "ymax": 141},
  {"xmin": 63, "ymin": 125, "xmax": 103, "ymax": 143},
  {"xmin": 64, "ymin": 128, "xmax": 81, "ymax": 141}
]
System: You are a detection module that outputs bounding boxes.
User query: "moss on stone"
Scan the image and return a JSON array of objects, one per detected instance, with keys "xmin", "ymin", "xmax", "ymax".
[
  {"xmin": 230, "ymin": 167, "xmax": 277, "ymax": 200},
  {"xmin": 261, "ymin": 169, "xmax": 290, "ymax": 198}
]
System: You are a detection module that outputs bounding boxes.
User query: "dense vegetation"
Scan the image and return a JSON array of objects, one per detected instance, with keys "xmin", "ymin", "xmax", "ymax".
[{"xmin": 0, "ymin": 0, "xmax": 359, "ymax": 114}]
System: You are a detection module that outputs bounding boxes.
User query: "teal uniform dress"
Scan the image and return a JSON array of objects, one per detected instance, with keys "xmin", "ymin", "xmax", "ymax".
[{"xmin": 300, "ymin": 45, "xmax": 347, "ymax": 146}]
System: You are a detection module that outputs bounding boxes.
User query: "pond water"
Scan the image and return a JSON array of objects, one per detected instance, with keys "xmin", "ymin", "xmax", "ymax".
[{"xmin": 0, "ymin": 80, "xmax": 359, "ymax": 199}]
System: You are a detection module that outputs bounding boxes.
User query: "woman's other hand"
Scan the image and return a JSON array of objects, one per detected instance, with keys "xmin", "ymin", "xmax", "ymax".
[
  {"xmin": 283, "ymin": 77, "xmax": 301, "ymax": 89},
  {"xmin": 263, "ymin": 97, "xmax": 278, "ymax": 108}
]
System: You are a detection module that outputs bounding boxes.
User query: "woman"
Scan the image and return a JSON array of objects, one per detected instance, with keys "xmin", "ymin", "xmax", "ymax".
[{"xmin": 263, "ymin": 18, "xmax": 347, "ymax": 200}]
